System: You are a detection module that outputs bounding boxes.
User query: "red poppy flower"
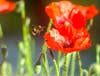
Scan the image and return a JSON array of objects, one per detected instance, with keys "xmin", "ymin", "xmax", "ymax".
[
  {"xmin": 44, "ymin": 27, "xmax": 91, "ymax": 53},
  {"xmin": 0, "ymin": 0, "xmax": 16, "ymax": 14},
  {"xmin": 45, "ymin": 1, "xmax": 98, "ymax": 29}
]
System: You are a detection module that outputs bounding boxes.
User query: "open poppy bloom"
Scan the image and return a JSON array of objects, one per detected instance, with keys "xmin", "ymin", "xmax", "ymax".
[
  {"xmin": 0, "ymin": 0, "xmax": 16, "ymax": 14},
  {"xmin": 44, "ymin": 1, "xmax": 99, "ymax": 53},
  {"xmin": 44, "ymin": 27, "xmax": 91, "ymax": 53},
  {"xmin": 45, "ymin": 1, "xmax": 98, "ymax": 29}
]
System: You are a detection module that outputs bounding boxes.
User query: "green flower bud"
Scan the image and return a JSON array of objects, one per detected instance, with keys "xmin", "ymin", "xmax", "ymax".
[
  {"xmin": 34, "ymin": 64, "xmax": 42, "ymax": 74},
  {"xmin": 89, "ymin": 63, "xmax": 100, "ymax": 76},
  {"xmin": 1, "ymin": 45, "xmax": 8, "ymax": 60}
]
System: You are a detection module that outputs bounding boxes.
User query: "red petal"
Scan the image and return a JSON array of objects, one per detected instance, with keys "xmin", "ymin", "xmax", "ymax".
[
  {"xmin": 44, "ymin": 32, "xmax": 62, "ymax": 51},
  {"xmin": 45, "ymin": 1, "xmax": 98, "ymax": 28},
  {"xmin": 77, "ymin": 5, "xmax": 99, "ymax": 20},
  {"xmin": 45, "ymin": 1, "xmax": 74, "ymax": 25},
  {"xmin": 86, "ymin": 5, "xmax": 99, "ymax": 20},
  {"xmin": 44, "ymin": 28, "xmax": 91, "ymax": 53},
  {"xmin": 70, "ymin": 10, "xmax": 86, "ymax": 29},
  {"xmin": 0, "ymin": 1, "xmax": 16, "ymax": 14},
  {"xmin": 45, "ymin": 2, "xmax": 61, "ymax": 20}
]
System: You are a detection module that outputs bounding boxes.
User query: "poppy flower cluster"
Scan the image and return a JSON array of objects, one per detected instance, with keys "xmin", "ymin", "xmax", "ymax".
[
  {"xmin": 44, "ymin": 1, "xmax": 98, "ymax": 53},
  {"xmin": 0, "ymin": 0, "xmax": 16, "ymax": 14}
]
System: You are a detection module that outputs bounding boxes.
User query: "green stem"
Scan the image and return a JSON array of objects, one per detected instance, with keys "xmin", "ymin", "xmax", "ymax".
[
  {"xmin": 53, "ymin": 59, "xmax": 59, "ymax": 76},
  {"xmin": 58, "ymin": 51, "xmax": 61, "ymax": 64},
  {"xmin": 42, "ymin": 53, "xmax": 50, "ymax": 76},
  {"xmin": 1, "ymin": 45, "xmax": 12, "ymax": 76},
  {"xmin": 67, "ymin": 53, "xmax": 72, "ymax": 74},
  {"xmin": 17, "ymin": 42, "xmax": 25, "ymax": 76},
  {"xmin": 77, "ymin": 52, "xmax": 83, "ymax": 76},
  {"xmin": 82, "ymin": 69, "xmax": 88, "ymax": 76},
  {"xmin": 63, "ymin": 54, "xmax": 68, "ymax": 76},
  {"xmin": 20, "ymin": 0, "xmax": 25, "ymax": 20},
  {"xmin": 57, "ymin": 51, "xmax": 61, "ymax": 74},
  {"xmin": 96, "ymin": 45, "xmax": 100, "ymax": 64},
  {"xmin": 70, "ymin": 52, "xmax": 76, "ymax": 76},
  {"xmin": 46, "ymin": 19, "xmax": 53, "ymax": 33},
  {"xmin": 19, "ymin": 0, "xmax": 34, "ymax": 76},
  {"xmin": 41, "ymin": 19, "xmax": 52, "ymax": 76},
  {"xmin": 49, "ymin": 50, "xmax": 59, "ymax": 76},
  {"xmin": 87, "ymin": 19, "xmax": 93, "ymax": 31},
  {"xmin": 23, "ymin": 19, "xmax": 33, "ymax": 76},
  {"xmin": 0, "ymin": 24, "xmax": 3, "ymax": 39},
  {"xmin": 41, "ymin": 43, "xmax": 49, "ymax": 76},
  {"xmin": 1, "ymin": 61, "xmax": 12, "ymax": 76}
]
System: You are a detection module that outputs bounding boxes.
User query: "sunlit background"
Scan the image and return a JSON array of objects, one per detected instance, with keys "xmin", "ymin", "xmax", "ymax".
[{"xmin": 0, "ymin": 0, "xmax": 100, "ymax": 76}]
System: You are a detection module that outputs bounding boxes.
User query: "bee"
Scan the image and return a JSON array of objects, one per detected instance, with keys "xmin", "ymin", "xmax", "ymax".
[{"xmin": 31, "ymin": 25, "xmax": 45, "ymax": 36}]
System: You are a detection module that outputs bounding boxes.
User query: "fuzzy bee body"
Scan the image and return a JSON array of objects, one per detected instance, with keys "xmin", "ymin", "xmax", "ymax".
[{"xmin": 31, "ymin": 25, "xmax": 45, "ymax": 36}]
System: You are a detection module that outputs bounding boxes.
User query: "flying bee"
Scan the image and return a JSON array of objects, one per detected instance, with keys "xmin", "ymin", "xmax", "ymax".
[{"xmin": 31, "ymin": 25, "xmax": 45, "ymax": 36}]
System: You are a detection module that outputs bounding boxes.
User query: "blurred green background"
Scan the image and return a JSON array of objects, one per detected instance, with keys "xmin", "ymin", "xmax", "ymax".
[{"xmin": 0, "ymin": 0, "xmax": 100, "ymax": 75}]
